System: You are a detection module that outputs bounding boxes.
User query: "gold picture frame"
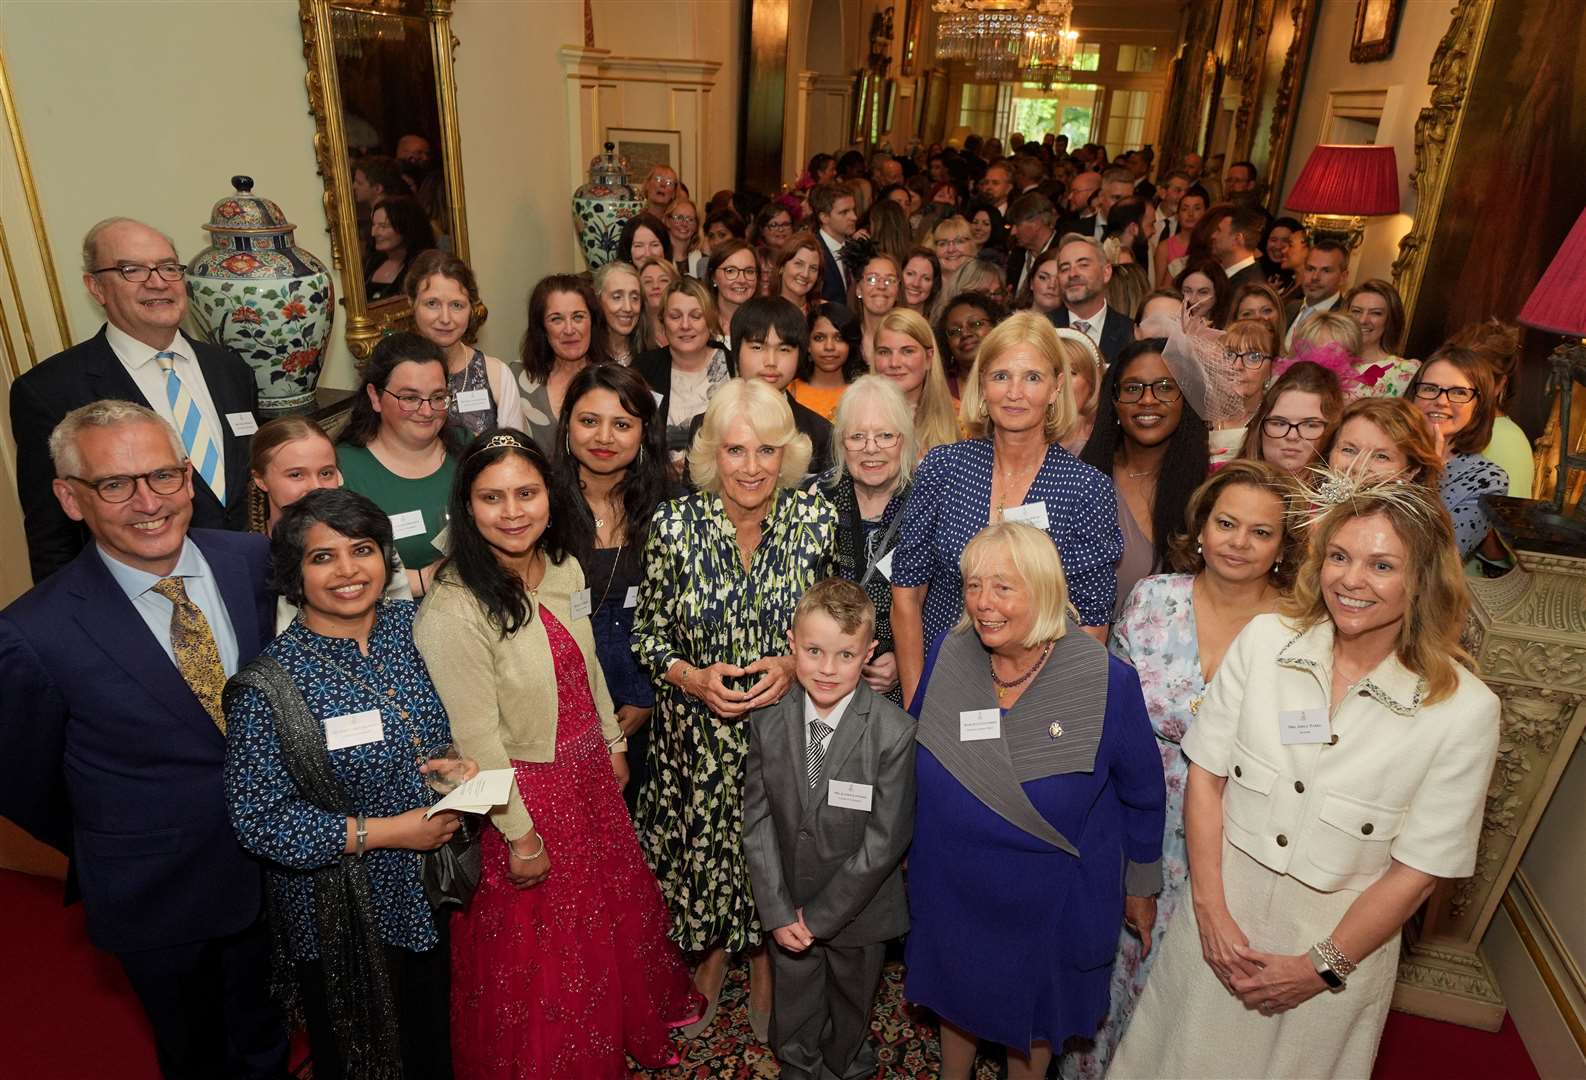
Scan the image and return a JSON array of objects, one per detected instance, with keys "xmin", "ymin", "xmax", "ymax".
[{"xmin": 300, "ymin": 0, "xmax": 478, "ymax": 360}]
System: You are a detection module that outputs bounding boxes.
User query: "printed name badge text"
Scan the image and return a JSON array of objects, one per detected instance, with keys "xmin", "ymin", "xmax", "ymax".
[
  {"xmin": 389, "ymin": 510, "xmax": 426, "ymax": 540},
  {"xmin": 455, "ymin": 388, "xmax": 491, "ymax": 413},
  {"xmin": 828, "ymin": 780, "xmax": 874, "ymax": 812},
  {"xmin": 1002, "ymin": 501, "xmax": 1049, "ymax": 530},
  {"xmin": 1279, "ymin": 706, "xmax": 1331, "ymax": 745},
  {"xmin": 960, "ymin": 708, "xmax": 1002, "ymax": 741},
  {"xmin": 570, "ymin": 588, "xmax": 593, "ymax": 620},
  {"xmin": 325, "ymin": 709, "xmax": 385, "ymax": 751},
  {"xmin": 226, "ymin": 411, "xmax": 259, "ymax": 436}
]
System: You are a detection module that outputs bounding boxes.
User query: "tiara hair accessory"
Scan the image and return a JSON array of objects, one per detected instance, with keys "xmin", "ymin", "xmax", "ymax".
[
  {"xmin": 467, "ymin": 432, "xmax": 527, "ymax": 460},
  {"xmin": 1288, "ymin": 459, "xmax": 1445, "ymax": 533}
]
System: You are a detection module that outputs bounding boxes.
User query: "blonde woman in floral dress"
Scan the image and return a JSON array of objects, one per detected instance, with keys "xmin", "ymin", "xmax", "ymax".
[{"xmin": 1062, "ymin": 460, "xmax": 1298, "ymax": 1078}]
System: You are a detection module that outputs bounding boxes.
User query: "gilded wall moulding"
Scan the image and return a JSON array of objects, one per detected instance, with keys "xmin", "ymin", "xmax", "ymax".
[
  {"xmin": 1259, "ymin": 0, "xmax": 1319, "ymax": 211},
  {"xmin": 1389, "ymin": 0, "xmax": 1493, "ymax": 323}
]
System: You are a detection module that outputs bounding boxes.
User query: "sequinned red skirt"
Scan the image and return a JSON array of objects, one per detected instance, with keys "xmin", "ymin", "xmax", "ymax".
[{"xmin": 450, "ymin": 607, "xmax": 702, "ymax": 1078}]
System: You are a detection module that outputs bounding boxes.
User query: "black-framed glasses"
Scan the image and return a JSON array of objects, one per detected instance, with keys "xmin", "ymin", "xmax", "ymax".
[
  {"xmin": 1262, "ymin": 416, "xmax": 1328, "ymax": 439},
  {"xmin": 945, "ymin": 318, "xmax": 990, "ymax": 339},
  {"xmin": 717, "ymin": 265, "xmax": 759, "ymax": 281},
  {"xmin": 763, "ymin": 220, "xmax": 793, "ymax": 232},
  {"xmin": 381, "ymin": 388, "xmax": 451, "ymax": 413},
  {"xmin": 842, "ymin": 430, "xmax": 901, "ymax": 450},
  {"xmin": 1116, "ymin": 378, "xmax": 1182, "ymax": 404},
  {"xmin": 67, "ymin": 465, "xmax": 188, "ymax": 503},
  {"xmin": 89, "ymin": 262, "xmax": 188, "ymax": 283},
  {"xmin": 1411, "ymin": 382, "xmax": 1479, "ymax": 404},
  {"xmin": 1224, "ymin": 349, "xmax": 1271, "ymax": 369}
]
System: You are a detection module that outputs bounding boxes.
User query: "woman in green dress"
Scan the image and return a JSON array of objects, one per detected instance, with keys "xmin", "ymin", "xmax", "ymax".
[{"xmin": 634, "ymin": 377, "xmax": 837, "ymax": 1041}]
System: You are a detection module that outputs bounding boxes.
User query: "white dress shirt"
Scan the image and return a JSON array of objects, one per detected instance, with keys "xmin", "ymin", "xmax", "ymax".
[
  {"xmin": 99, "ymin": 537, "xmax": 242, "ymax": 676},
  {"xmin": 804, "ymin": 686, "xmax": 857, "ymax": 752},
  {"xmin": 105, "ymin": 323, "xmax": 229, "ymax": 478},
  {"xmin": 1066, "ymin": 302, "xmax": 1109, "ymax": 351},
  {"xmin": 1223, "ymin": 254, "xmax": 1258, "ymax": 279}
]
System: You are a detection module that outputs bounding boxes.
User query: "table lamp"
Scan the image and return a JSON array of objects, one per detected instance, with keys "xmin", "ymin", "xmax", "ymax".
[
  {"xmin": 1284, "ymin": 143, "xmax": 1400, "ymax": 251},
  {"xmin": 1518, "ymin": 204, "xmax": 1586, "ymax": 521}
]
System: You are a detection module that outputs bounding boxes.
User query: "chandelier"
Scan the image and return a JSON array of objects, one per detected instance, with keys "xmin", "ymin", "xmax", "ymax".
[{"xmin": 933, "ymin": 0, "xmax": 1079, "ymax": 82}]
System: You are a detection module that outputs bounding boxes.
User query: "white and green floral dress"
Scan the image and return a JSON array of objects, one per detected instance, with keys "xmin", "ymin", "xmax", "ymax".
[{"xmin": 633, "ymin": 488, "xmax": 837, "ymax": 952}]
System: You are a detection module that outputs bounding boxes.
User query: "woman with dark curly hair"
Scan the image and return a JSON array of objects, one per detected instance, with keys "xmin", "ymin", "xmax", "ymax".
[
  {"xmin": 791, "ymin": 300, "xmax": 866, "ymax": 420},
  {"xmin": 935, "ymin": 289, "xmax": 1007, "ymax": 398},
  {"xmin": 1064, "ymin": 460, "xmax": 1300, "ymax": 1079},
  {"xmin": 512, "ymin": 273, "xmax": 611, "ymax": 452},
  {"xmin": 1081, "ymin": 338, "xmax": 1212, "ymax": 620}
]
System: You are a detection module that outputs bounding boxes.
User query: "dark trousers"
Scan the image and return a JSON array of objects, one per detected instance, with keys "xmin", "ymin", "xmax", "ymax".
[
  {"xmin": 296, "ymin": 918, "xmax": 453, "ymax": 1080},
  {"xmin": 116, "ymin": 918, "xmax": 289, "ymax": 1080},
  {"xmin": 769, "ymin": 938, "xmax": 887, "ymax": 1080}
]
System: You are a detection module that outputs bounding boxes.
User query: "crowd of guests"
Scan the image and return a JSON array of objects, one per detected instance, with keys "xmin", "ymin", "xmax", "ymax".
[{"xmin": 0, "ymin": 126, "xmax": 1525, "ymax": 1079}]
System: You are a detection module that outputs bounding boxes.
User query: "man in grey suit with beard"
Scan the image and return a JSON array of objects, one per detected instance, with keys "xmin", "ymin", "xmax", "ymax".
[{"xmin": 744, "ymin": 579, "xmax": 916, "ymax": 1080}]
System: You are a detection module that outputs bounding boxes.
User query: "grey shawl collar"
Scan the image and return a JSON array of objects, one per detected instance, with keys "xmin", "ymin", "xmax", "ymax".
[{"xmin": 917, "ymin": 628, "xmax": 1110, "ymax": 854}]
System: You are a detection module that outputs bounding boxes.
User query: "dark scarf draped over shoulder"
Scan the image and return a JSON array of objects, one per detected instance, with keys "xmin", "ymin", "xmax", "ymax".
[
  {"xmin": 917, "ymin": 627, "xmax": 1110, "ymax": 855},
  {"xmin": 817, "ymin": 471, "xmax": 910, "ymax": 650},
  {"xmin": 229, "ymin": 656, "xmax": 403, "ymax": 1079}
]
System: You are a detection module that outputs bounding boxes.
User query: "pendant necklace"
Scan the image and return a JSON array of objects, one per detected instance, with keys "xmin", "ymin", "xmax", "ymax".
[{"xmin": 989, "ymin": 640, "xmax": 1054, "ymax": 702}]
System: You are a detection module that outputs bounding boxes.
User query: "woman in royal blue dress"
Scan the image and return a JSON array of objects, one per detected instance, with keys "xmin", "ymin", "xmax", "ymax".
[{"xmin": 906, "ymin": 521, "xmax": 1165, "ymax": 1080}]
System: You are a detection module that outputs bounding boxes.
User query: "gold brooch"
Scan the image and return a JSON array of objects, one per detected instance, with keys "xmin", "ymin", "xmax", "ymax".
[{"xmin": 1048, "ymin": 721, "xmax": 1063, "ymax": 739}]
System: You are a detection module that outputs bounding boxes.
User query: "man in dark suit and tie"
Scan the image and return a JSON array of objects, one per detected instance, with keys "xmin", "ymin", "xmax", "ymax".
[
  {"xmin": 743, "ymin": 580, "xmax": 915, "ymax": 1078},
  {"xmin": 810, "ymin": 184, "xmax": 858, "ymax": 307},
  {"xmin": 10, "ymin": 217, "xmax": 257, "ymax": 583},
  {"xmin": 0, "ymin": 401, "xmax": 286, "ymax": 1079},
  {"xmin": 1048, "ymin": 234, "xmax": 1136, "ymax": 364},
  {"xmin": 1213, "ymin": 205, "xmax": 1270, "ymax": 294}
]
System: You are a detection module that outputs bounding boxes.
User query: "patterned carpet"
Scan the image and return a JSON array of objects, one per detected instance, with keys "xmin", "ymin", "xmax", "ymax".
[{"xmin": 633, "ymin": 958, "xmax": 1007, "ymax": 1079}]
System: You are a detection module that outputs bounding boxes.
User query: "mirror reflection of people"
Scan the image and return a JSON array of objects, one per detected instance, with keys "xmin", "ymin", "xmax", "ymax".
[
  {"xmin": 405, "ymin": 250, "xmax": 524, "ymax": 437},
  {"xmin": 395, "ymin": 132, "xmax": 443, "ymax": 221},
  {"xmin": 513, "ymin": 274, "xmax": 611, "ymax": 451},
  {"xmin": 350, "ymin": 154, "xmax": 404, "ymax": 243},
  {"xmin": 366, "ymin": 195, "xmax": 435, "ymax": 303}
]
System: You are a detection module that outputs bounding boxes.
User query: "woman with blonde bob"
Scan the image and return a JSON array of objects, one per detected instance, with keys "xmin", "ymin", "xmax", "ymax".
[
  {"xmin": 893, "ymin": 313, "xmax": 1125, "ymax": 706},
  {"xmin": 1055, "ymin": 329, "xmax": 1104, "ymax": 455},
  {"xmin": 634, "ymin": 378, "xmax": 837, "ymax": 1039},
  {"xmin": 907, "ymin": 520, "xmax": 1165, "ymax": 1080},
  {"xmin": 871, "ymin": 306, "xmax": 962, "ymax": 455},
  {"xmin": 1114, "ymin": 478, "xmax": 1499, "ymax": 1080}
]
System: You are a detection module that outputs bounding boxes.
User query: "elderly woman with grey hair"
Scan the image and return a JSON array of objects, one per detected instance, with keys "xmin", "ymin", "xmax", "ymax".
[
  {"xmin": 813, "ymin": 374, "xmax": 919, "ymax": 703},
  {"xmin": 633, "ymin": 378, "xmax": 838, "ymax": 1038}
]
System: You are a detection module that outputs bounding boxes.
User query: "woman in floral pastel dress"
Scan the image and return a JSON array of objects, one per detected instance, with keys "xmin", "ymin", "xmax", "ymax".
[{"xmin": 1061, "ymin": 459, "xmax": 1300, "ymax": 1079}]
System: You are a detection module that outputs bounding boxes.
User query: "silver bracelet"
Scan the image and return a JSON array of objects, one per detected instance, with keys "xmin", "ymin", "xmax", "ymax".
[
  {"xmin": 355, "ymin": 813, "xmax": 368, "ymax": 858},
  {"xmin": 1315, "ymin": 936, "xmax": 1357, "ymax": 977},
  {"xmin": 508, "ymin": 833, "xmax": 546, "ymax": 861}
]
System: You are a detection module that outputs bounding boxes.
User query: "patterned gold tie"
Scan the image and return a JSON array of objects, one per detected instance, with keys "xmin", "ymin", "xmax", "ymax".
[{"xmin": 151, "ymin": 577, "xmax": 227, "ymax": 731}]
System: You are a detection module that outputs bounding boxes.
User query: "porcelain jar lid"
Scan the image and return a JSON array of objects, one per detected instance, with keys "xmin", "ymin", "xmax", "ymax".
[
  {"xmin": 202, "ymin": 176, "xmax": 294, "ymax": 235},
  {"xmin": 586, "ymin": 143, "xmax": 633, "ymax": 188}
]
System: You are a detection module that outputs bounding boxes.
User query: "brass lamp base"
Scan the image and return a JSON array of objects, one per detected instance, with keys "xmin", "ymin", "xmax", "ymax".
[{"xmin": 1300, "ymin": 212, "xmax": 1369, "ymax": 252}]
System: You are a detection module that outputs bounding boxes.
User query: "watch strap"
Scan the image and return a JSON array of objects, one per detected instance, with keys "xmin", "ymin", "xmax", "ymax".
[{"xmin": 1309, "ymin": 944, "xmax": 1345, "ymax": 989}]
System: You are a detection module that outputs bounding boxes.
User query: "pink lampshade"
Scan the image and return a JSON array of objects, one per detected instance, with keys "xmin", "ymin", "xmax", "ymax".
[
  {"xmin": 1519, "ymin": 206, "xmax": 1586, "ymax": 336},
  {"xmin": 1285, "ymin": 144, "xmax": 1400, "ymax": 216}
]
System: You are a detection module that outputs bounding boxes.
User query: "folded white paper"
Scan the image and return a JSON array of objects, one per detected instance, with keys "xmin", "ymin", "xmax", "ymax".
[{"xmin": 424, "ymin": 768, "xmax": 515, "ymax": 818}]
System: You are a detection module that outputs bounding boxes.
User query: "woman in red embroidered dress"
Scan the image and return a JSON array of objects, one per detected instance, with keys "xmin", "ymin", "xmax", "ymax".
[{"xmin": 414, "ymin": 430, "xmax": 701, "ymax": 1078}]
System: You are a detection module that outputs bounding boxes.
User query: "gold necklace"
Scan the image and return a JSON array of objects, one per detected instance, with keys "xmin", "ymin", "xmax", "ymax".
[{"xmin": 989, "ymin": 640, "xmax": 1054, "ymax": 701}]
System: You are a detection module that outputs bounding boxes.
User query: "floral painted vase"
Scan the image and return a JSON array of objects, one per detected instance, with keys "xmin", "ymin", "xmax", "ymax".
[
  {"xmin": 572, "ymin": 142, "xmax": 644, "ymax": 270},
  {"xmin": 187, "ymin": 176, "xmax": 335, "ymax": 412}
]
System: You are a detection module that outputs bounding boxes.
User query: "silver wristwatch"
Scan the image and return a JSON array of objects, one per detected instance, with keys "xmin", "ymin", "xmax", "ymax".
[{"xmin": 1308, "ymin": 944, "xmax": 1345, "ymax": 990}]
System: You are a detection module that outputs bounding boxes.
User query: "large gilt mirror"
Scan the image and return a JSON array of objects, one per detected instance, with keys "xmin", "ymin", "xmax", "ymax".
[{"xmin": 300, "ymin": 0, "xmax": 479, "ymax": 358}]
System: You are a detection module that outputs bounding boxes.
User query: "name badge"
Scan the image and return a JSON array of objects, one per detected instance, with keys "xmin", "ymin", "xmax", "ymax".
[
  {"xmin": 1002, "ymin": 500, "xmax": 1049, "ymax": 530},
  {"xmin": 225, "ymin": 411, "xmax": 259, "ymax": 436},
  {"xmin": 455, "ymin": 388, "xmax": 491, "ymax": 413},
  {"xmin": 874, "ymin": 550, "xmax": 894, "ymax": 581},
  {"xmin": 389, "ymin": 510, "xmax": 426, "ymax": 540},
  {"xmin": 959, "ymin": 708, "xmax": 1001, "ymax": 741},
  {"xmin": 570, "ymin": 588, "xmax": 593, "ymax": 619},
  {"xmin": 325, "ymin": 709, "xmax": 384, "ymax": 751},
  {"xmin": 828, "ymin": 780, "xmax": 874, "ymax": 812},
  {"xmin": 624, "ymin": 585, "xmax": 640, "ymax": 608},
  {"xmin": 1279, "ymin": 706, "xmax": 1331, "ymax": 745}
]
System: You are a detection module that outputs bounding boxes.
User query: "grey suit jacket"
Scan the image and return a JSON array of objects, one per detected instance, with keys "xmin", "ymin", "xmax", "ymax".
[{"xmin": 743, "ymin": 681, "xmax": 916, "ymax": 947}]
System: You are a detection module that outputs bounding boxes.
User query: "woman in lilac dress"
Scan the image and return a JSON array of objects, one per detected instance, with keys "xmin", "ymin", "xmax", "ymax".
[{"xmin": 1061, "ymin": 459, "xmax": 1300, "ymax": 1078}]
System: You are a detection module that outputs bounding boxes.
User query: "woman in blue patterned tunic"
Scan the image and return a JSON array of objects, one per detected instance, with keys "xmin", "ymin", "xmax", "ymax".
[
  {"xmin": 223, "ymin": 488, "xmax": 475, "ymax": 1079},
  {"xmin": 892, "ymin": 312, "xmax": 1124, "ymax": 707},
  {"xmin": 1407, "ymin": 347, "xmax": 1509, "ymax": 560},
  {"xmin": 634, "ymin": 378, "xmax": 838, "ymax": 1038}
]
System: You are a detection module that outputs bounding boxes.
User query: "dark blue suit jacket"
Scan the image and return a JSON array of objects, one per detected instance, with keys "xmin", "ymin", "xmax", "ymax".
[
  {"xmin": 0, "ymin": 528, "xmax": 273, "ymax": 953},
  {"xmin": 817, "ymin": 234, "xmax": 849, "ymax": 306}
]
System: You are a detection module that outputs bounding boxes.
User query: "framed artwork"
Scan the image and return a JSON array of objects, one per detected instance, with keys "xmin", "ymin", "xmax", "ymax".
[
  {"xmin": 606, "ymin": 127, "xmax": 682, "ymax": 188},
  {"xmin": 1350, "ymin": 0, "xmax": 1402, "ymax": 62}
]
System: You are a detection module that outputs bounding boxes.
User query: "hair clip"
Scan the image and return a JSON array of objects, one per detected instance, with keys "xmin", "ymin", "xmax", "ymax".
[{"xmin": 1288, "ymin": 460, "xmax": 1444, "ymax": 532}]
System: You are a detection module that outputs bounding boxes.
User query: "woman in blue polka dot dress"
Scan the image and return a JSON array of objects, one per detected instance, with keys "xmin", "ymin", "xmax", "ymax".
[{"xmin": 892, "ymin": 312, "xmax": 1124, "ymax": 706}]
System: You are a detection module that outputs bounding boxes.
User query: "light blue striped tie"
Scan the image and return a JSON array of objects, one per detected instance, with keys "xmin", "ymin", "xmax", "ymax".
[{"xmin": 155, "ymin": 351, "xmax": 224, "ymax": 503}]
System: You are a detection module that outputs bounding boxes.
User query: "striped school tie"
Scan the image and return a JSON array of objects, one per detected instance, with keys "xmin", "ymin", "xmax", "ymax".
[
  {"xmin": 807, "ymin": 719, "xmax": 833, "ymax": 788},
  {"xmin": 155, "ymin": 351, "xmax": 224, "ymax": 503}
]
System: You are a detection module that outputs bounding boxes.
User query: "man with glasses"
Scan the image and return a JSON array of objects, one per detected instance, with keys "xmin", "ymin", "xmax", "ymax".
[
  {"xmin": 0, "ymin": 399, "xmax": 285, "ymax": 1078},
  {"xmin": 10, "ymin": 217, "xmax": 257, "ymax": 582}
]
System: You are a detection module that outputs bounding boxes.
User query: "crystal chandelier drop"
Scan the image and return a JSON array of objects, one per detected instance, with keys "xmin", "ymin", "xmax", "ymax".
[{"xmin": 933, "ymin": 0, "xmax": 1077, "ymax": 82}]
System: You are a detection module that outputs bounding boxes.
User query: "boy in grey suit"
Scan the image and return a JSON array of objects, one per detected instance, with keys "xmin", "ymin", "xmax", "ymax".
[{"xmin": 744, "ymin": 579, "xmax": 917, "ymax": 1080}]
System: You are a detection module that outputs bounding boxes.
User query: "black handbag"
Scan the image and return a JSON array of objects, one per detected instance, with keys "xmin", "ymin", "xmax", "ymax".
[{"xmin": 421, "ymin": 813, "xmax": 482, "ymax": 910}]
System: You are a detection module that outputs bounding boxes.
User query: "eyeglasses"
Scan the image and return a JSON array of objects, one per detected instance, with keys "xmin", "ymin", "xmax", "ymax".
[
  {"xmin": 945, "ymin": 318, "xmax": 990, "ymax": 339},
  {"xmin": 667, "ymin": 214, "xmax": 697, "ymax": 228},
  {"xmin": 1115, "ymin": 378, "xmax": 1182, "ymax": 404},
  {"xmin": 1224, "ymin": 349, "xmax": 1271, "ymax": 369},
  {"xmin": 863, "ymin": 274, "xmax": 899, "ymax": 288},
  {"xmin": 89, "ymin": 262, "xmax": 188, "ymax": 283},
  {"xmin": 650, "ymin": 177, "xmax": 678, "ymax": 189},
  {"xmin": 842, "ymin": 430, "xmax": 901, "ymax": 450},
  {"xmin": 66, "ymin": 465, "xmax": 188, "ymax": 503},
  {"xmin": 382, "ymin": 388, "xmax": 451, "ymax": 413},
  {"xmin": 935, "ymin": 236, "xmax": 968, "ymax": 249},
  {"xmin": 717, "ymin": 265, "xmax": 759, "ymax": 281},
  {"xmin": 1262, "ymin": 416, "xmax": 1328, "ymax": 439},
  {"xmin": 764, "ymin": 220, "xmax": 793, "ymax": 232},
  {"xmin": 1411, "ymin": 382, "xmax": 1479, "ymax": 404}
]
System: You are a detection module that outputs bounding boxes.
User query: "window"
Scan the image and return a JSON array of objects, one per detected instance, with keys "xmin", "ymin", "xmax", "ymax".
[
  {"xmin": 1009, "ymin": 84, "xmax": 1098, "ymax": 146},
  {"xmin": 1117, "ymin": 45, "xmax": 1159, "ymax": 72},
  {"xmin": 1074, "ymin": 42, "xmax": 1101, "ymax": 72},
  {"xmin": 958, "ymin": 83, "xmax": 998, "ymax": 134},
  {"xmin": 1104, "ymin": 89, "xmax": 1151, "ymax": 157}
]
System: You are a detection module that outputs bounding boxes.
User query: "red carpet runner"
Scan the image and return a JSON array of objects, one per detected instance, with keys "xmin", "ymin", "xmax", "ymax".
[{"xmin": 0, "ymin": 869, "xmax": 1537, "ymax": 1079}]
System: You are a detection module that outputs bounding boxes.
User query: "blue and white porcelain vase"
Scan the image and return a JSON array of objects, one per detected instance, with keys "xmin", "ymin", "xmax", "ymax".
[
  {"xmin": 572, "ymin": 142, "xmax": 644, "ymax": 270},
  {"xmin": 187, "ymin": 176, "xmax": 335, "ymax": 412}
]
